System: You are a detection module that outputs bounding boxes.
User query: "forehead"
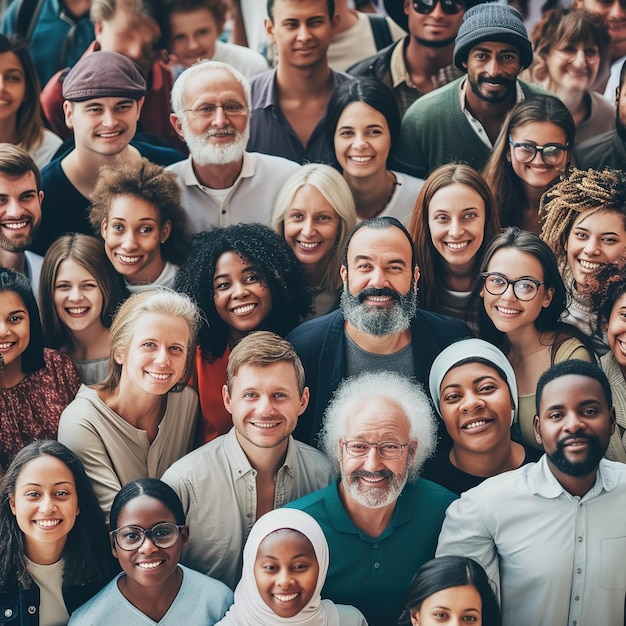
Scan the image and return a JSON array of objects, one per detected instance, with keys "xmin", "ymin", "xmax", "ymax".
[
  {"xmin": 231, "ymin": 361, "xmax": 300, "ymax": 390},
  {"xmin": 540, "ymin": 374, "xmax": 609, "ymax": 411},
  {"xmin": 344, "ymin": 395, "xmax": 410, "ymax": 438},
  {"xmin": 183, "ymin": 68, "xmax": 246, "ymax": 102},
  {"xmin": 0, "ymin": 171, "xmax": 38, "ymax": 194},
  {"xmin": 572, "ymin": 208, "xmax": 626, "ymax": 233},
  {"xmin": 347, "ymin": 226, "xmax": 412, "ymax": 262},
  {"xmin": 116, "ymin": 494, "xmax": 176, "ymax": 526},
  {"xmin": 272, "ymin": 0, "xmax": 331, "ymax": 20},
  {"xmin": 469, "ymin": 40, "xmax": 520, "ymax": 55},
  {"xmin": 441, "ymin": 361, "xmax": 506, "ymax": 389},
  {"xmin": 72, "ymin": 96, "xmax": 138, "ymax": 109}
]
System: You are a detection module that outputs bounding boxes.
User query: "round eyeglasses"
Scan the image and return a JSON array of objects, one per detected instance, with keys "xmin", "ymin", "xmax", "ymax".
[
  {"xmin": 508, "ymin": 136, "xmax": 568, "ymax": 166},
  {"xmin": 481, "ymin": 272, "xmax": 545, "ymax": 301},
  {"xmin": 412, "ymin": 0, "xmax": 464, "ymax": 14},
  {"xmin": 182, "ymin": 101, "xmax": 249, "ymax": 119},
  {"xmin": 110, "ymin": 523, "xmax": 185, "ymax": 551},
  {"xmin": 343, "ymin": 440, "xmax": 410, "ymax": 460},
  {"xmin": 554, "ymin": 45, "xmax": 600, "ymax": 65}
]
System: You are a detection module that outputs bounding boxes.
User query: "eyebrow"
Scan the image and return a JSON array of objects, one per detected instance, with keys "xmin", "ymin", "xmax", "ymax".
[
  {"xmin": 352, "ymin": 254, "xmax": 407, "ymax": 266},
  {"xmin": 573, "ymin": 225, "xmax": 621, "ymax": 236},
  {"xmin": 442, "ymin": 374, "xmax": 499, "ymax": 392},
  {"xmin": 542, "ymin": 399, "xmax": 604, "ymax": 411},
  {"xmin": 108, "ymin": 216, "xmax": 158, "ymax": 222},
  {"xmin": 21, "ymin": 481, "xmax": 73, "ymax": 487},
  {"xmin": 213, "ymin": 265, "xmax": 257, "ymax": 281}
]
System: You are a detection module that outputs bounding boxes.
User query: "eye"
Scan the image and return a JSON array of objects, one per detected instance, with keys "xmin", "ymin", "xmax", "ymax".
[
  {"xmin": 478, "ymin": 383, "xmax": 497, "ymax": 393},
  {"xmin": 214, "ymin": 281, "xmax": 231, "ymax": 290},
  {"xmin": 601, "ymin": 236, "xmax": 619, "ymax": 244},
  {"xmin": 55, "ymin": 282, "xmax": 71, "ymax": 291},
  {"xmin": 487, "ymin": 274, "xmax": 506, "ymax": 287},
  {"xmin": 83, "ymin": 282, "xmax": 99, "ymax": 289},
  {"xmin": 463, "ymin": 211, "xmax": 479, "ymax": 220},
  {"xmin": 121, "ymin": 529, "xmax": 142, "ymax": 542},
  {"xmin": 169, "ymin": 345, "xmax": 185, "ymax": 353},
  {"xmin": 548, "ymin": 411, "xmax": 563, "ymax": 420},
  {"xmin": 139, "ymin": 225, "xmax": 154, "ymax": 234},
  {"xmin": 316, "ymin": 214, "xmax": 333, "ymax": 222},
  {"xmin": 516, "ymin": 280, "xmax": 536, "ymax": 293},
  {"xmin": 582, "ymin": 407, "xmax": 599, "ymax": 416},
  {"xmin": 337, "ymin": 129, "xmax": 354, "ymax": 137},
  {"xmin": 20, "ymin": 192, "xmax": 37, "ymax": 201},
  {"xmin": 244, "ymin": 273, "xmax": 260, "ymax": 283},
  {"xmin": 443, "ymin": 392, "xmax": 461, "ymax": 403},
  {"xmin": 263, "ymin": 564, "xmax": 278, "ymax": 572},
  {"xmin": 116, "ymin": 103, "xmax": 133, "ymax": 112},
  {"xmin": 25, "ymin": 490, "xmax": 41, "ymax": 498},
  {"xmin": 289, "ymin": 211, "xmax": 304, "ymax": 220},
  {"xmin": 142, "ymin": 341, "xmax": 157, "ymax": 348},
  {"xmin": 8, "ymin": 314, "xmax": 24, "ymax": 323},
  {"xmin": 55, "ymin": 489, "xmax": 71, "ymax": 498},
  {"xmin": 434, "ymin": 214, "xmax": 450, "ymax": 223},
  {"xmin": 243, "ymin": 391, "xmax": 258, "ymax": 399},
  {"xmin": 111, "ymin": 222, "xmax": 125, "ymax": 232},
  {"xmin": 273, "ymin": 392, "xmax": 288, "ymax": 399},
  {"xmin": 573, "ymin": 230, "xmax": 588, "ymax": 240}
]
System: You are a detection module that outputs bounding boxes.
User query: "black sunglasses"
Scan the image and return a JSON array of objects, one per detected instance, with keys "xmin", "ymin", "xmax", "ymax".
[{"xmin": 412, "ymin": 0, "xmax": 465, "ymax": 15}]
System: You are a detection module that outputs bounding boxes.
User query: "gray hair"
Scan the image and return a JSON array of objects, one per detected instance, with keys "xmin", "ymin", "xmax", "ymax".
[
  {"xmin": 170, "ymin": 59, "xmax": 251, "ymax": 115},
  {"xmin": 319, "ymin": 371, "xmax": 437, "ymax": 482}
]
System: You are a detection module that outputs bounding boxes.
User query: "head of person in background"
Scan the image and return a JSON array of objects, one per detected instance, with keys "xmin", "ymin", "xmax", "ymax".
[
  {"xmin": 529, "ymin": 9, "xmax": 611, "ymax": 144},
  {"xmin": 573, "ymin": 0, "xmax": 626, "ymax": 64},
  {"xmin": 0, "ymin": 144, "xmax": 43, "ymax": 272},
  {"xmin": 409, "ymin": 163, "xmax": 499, "ymax": 332},
  {"xmin": 220, "ymin": 508, "xmax": 367, "ymax": 625},
  {"xmin": 326, "ymin": 77, "xmax": 419, "ymax": 223},
  {"xmin": 541, "ymin": 167, "xmax": 626, "ymax": 292},
  {"xmin": 165, "ymin": 0, "xmax": 226, "ymax": 68},
  {"xmin": 473, "ymin": 227, "xmax": 596, "ymax": 447},
  {"xmin": 482, "ymin": 95, "xmax": 574, "ymax": 234},
  {"xmin": 0, "ymin": 440, "xmax": 112, "ymax": 617},
  {"xmin": 0, "ymin": 35, "xmax": 61, "ymax": 169},
  {"xmin": 170, "ymin": 60, "xmax": 251, "ymax": 167},
  {"xmin": 272, "ymin": 163, "xmax": 357, "ymax": 317},
  {"xmin": 175, "ymin": 223, "xmax": 313, "ymax": 364},
  {"xmin": 426, "ymin": 337, "xmax": 531, "ymax": 495},
  {"xmin": 398, "ymin": 555, "xmax": 502, "ymax": 626},
  {"xmin": 90, "ymin": 0, "xmax": 169, "ymax": 76},
  {"xmin": 39, "ymin": 234, "xmax": 125, "ymax": 385},
  {"xmin": 89, "ymin": 158, "xmax": 190, "ymax": 292}
]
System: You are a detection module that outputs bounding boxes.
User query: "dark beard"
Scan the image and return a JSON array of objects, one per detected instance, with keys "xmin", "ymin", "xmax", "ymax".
[
  {"xmin": 468, "ymin": 73, "xmax": 516, "ymax": 104},
  {"xmin": 547, "ymin": 434, "xmax": 607, "ymax": 477},
  {"xmin": 415, "ymin": 36, "xmax": 456, "ymax": 48},
  {"xmin": 341, "ymin": 284, "xmax": 417, "ymax": 336}
]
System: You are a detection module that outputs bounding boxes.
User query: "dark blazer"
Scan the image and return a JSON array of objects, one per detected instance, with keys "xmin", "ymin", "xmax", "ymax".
[{"xmin": 287, "ymin": 308, "xmax": 473, "ymax": 446}]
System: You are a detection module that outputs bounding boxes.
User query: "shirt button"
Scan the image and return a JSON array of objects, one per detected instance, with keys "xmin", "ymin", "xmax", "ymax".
[
  {"xmin": 4, "ymin": 609, "xmax": 13, "ymax": 618},
  {"xmin": 373, "ymin": 544, "xmax": 378, "ymax": 549},
  {"xmin": 577, "ymin": 568, "xmax": 582, "ymax": 574},
  {"xmin": 573, "ymin": 621, "xmax": 577, "ymax": 625},
  {"xmin": 221, "ymin": 210, "xmax": 226, "ymax": 215},
  {"xmin": 575, "ymin": 596, "xmax": 580, "ymax": 601},
  {"xmin": 373, "ymin": 563, "xmax": 380, "ymax": 569},
  {"xmin": 27, "ymin": 606, "xmax": 37, "ymax": 615},
  {"xmin": 246, "ymin": 513, "xmax": 252, "ymax": 518},
  {"xmin": 577, "ymin": 536, "xmax": 583, "ymax": 542}
]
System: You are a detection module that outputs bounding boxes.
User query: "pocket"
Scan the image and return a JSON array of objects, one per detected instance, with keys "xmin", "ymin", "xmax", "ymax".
[{"xmin": 600, "ymin": 536, "xmax": 626, "ymax": 590}]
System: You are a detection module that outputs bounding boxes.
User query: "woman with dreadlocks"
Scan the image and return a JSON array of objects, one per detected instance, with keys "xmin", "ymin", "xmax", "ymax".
[
  {"xmin": 541, "ymin": 167, "xmax": 626, "ymax": 355},
  {"xmin": 174, "ymin": 223, "xmax": 313, "ymax": 444}
]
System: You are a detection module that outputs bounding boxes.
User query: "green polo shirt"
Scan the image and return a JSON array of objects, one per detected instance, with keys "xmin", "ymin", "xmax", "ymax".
[{"xmin": 287, "ymin": 479, "xmax": 456, "ymax": 626}]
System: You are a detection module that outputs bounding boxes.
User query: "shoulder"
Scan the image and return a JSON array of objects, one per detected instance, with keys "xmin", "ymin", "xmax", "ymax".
[
  {"xmin": 412, "ymin": 309, "xmax": 472, "ymax": 337},
  {"xmin": 246, "ymin": 152, "xmax": 300, "ymax": 172},
  {"xmin": 407, "ymin": 478, "xmax": 457, "ymax": 507},
  {"xmin": 68, "ymin": 577, "xmax": 120, "ymax": 624},
  {"xmin": 166, "ymin": 386, "xmax": 198, "ymax": 411},
  {"xmin": 519, "ymin": 80, "xmax": 549, "ymax": 97},
  {"xmin": 335, "ymin": 603, "xmax": 369, "ymax": 625},
  {"xmin": 287, "ymin": 309, "xmax": 343, "ymax": 344},
  {"xmin": 404, "ymin": 77, "xmax": 462, "ymax": 116},
  {"xmin": 287, "ymin": 481, "xmax": 337, "ymax": 512},
  {"xmin": 163, "ymin": 435, "xmax": 228, "ymax": 480},
  {"xmin": 180, "ymin": 565, "xmax": 233, "ymax": 599}
]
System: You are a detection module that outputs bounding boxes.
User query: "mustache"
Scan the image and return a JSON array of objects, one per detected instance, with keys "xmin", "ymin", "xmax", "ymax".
[
  {"xmin": 478, "ymin": 76, "xmax": 513, "ymax": 86},
  {"xmin": 205, "ymin": 128, "xmax": 237, "ymax": 138},
  {"xmin": 556, "ymin": 433, "xmax": 596, "ymax": 450},
  {"xmin": 350, "ymin": 469, "xmax": 394, "ymax": 481},
  {"xmin": 357, "ymin": 287, "xmax": 401, "ymax": 304}
]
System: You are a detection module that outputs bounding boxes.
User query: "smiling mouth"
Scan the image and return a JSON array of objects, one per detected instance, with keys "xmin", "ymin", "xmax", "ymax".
[
  {"xmin": 348, "ymin": 156, "xmax": 374, "ymax": 164},
  {"xmin": 445, "ymin": 241, "xmax": 470, "ymax": 250},
  {"xmin": 230, "ymin": 303, "xmax": 257, "ymax": 315},
  {"xmin": 462, "ymin": 419, "xmax": 491, "ymax": 430},
  {"xmin": 495, "ymin": 306, "xmax": 521, "ymax": 315},
  {"xmin": 2, "ymin": 220, "xmax": 29, "ymax": 230},
  {"xmin": 578, "ymin": 259, "xmax": 602, "ymax": 271},
  {"xmin": 297, "ymin": 240, "xmax": 321, "ymax": 249},
  {"xmin": 251, "ymin": 420, "xmax": 281, "ymax": 429},
  {"xmin": 35, "ymin": 519, "xmax": 62, "ymax": 528},
  {"xmin": 0, "ymin": 341, "xmax": 16, "ymax": 350},
  {"xmin": 274, "ymin": 593, "xmax": 299, "ymax": 602},
  {"xmin": 97, "ymin": 130, "xmax": 124, "ymax": 138},
  {"xmin": 116, "ymin": 254, "xmax": 142, "ymax": 264},
  {"xmin": 66, "ymin": 307, "xmax": 89, "ymax": 315},
  {"xmin": 136, "ymin": 560, "xmax": 164, "ymax": 569},
  {"xmin": 146, "ymin": 371, "xmax": 171, "ymax": 380}
]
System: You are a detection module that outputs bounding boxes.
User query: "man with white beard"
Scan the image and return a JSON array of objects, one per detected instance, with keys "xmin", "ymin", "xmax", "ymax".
[
  {"xmin": 168, "ymin": 60, "xmax": 300, "ymax": 233},
  {"xmin": 287, "ymin": 370, "xmax": 456, "ymax": 626}
]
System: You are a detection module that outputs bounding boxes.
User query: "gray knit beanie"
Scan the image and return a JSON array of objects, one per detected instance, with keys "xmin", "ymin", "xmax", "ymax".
[{"xmin": 453, "ymin": 3, "xmax": 532, "ymax": 71}]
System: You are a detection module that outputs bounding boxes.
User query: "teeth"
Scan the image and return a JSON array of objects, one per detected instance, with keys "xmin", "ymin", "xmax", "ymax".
[
  {"xmin": 349, "ymin": 156, "xmax": 373, "ymax": 163},
  {"xmin": 445, "ymin": 241, "xmax": 469, "ymax": 250},
  {"xmin": 3, "ymin": 221, "xmax": 28, "ymax": 229},
  {"xmin": 274, "ymin": 593, "xmax": 299, "ymax": 602},
  {"xmin": 232, "ymin": 304, "xmax": 255, "ymax": 314},
  {"xmin": 117, "ymin": 254, "xmax": 141, "ymax": 263},
  {"xmin": 367, "ymin": 296, "xmax": 391, "ymax": 302},
  {"xmin": 98, "ymin": 131, "xmax": 122, "ymax": 138},
  {"xmin": 146, "ymin": 372, "xmax": 171, "ymax": 380},
  {"xmin": 252, "ymin": 421, "xmax": 280, "ymax": 428},
  {"xmin": 137, "ymin": 561, "xmax": 163, "ymax": 569},
  {"xmin": 496, "ymin": 306, "xmax": 520, "ymax": 315},
  {"xmin": 0, "ymin": 342, "xmax": 15, "ymax": 349},
  {"xmin": 579, "ymin": 259, "xmax": 601, "ymax": 270},
  {"xmin": 464, "ymin": 420, "xmax": 487, "ymax": 430},
  {"xmin": 298, "ymin": 241, "xmax": 320, "ymax": 249},
  {"xmin": 35, "ymin": 520, "xmax": 61, "ymax": 527},
  {"xmin": 67, "ymin": 307, "xmax": 88, "ymax": 314}
]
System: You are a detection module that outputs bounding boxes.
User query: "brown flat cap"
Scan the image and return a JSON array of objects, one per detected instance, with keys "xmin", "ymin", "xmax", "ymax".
[{"xmin": 62, "ymin": 51, "xmax": 147, "ymax": 102}]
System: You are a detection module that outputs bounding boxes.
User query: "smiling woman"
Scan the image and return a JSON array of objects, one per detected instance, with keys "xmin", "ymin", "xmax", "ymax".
[{"xmin": 57, "ymin": 289, "xmax": 201, "ymax": 519}]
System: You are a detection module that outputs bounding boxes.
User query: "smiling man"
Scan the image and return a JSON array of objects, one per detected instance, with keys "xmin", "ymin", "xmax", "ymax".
[
  {"xmin": 167, "ymin": 60, "xmax": 299, "ymax": 232},
  {"xmin": 0, "ymin": 145, "xmax": 44, "ymax": 298},
  {"xmin": 395, "ymin": 3, "xmax": 543, "ymax": 178},
  {"xmin": 288, "ymin": 370, "xmax": 456, "ymax": 626},
  {"xmin": 247, "ymin": 0, "xmax": 351, "ymax": 163},
  {"xmin": 162, "ymin": 332, "xmax": 332, "ymax": 589},
  {"xmin": 34, "ymin": 51, "xmax": 182, "ymax": 255},
  {"xmin": 287, "ymin": 216, "xmax": 471, "ymax": 446},
  {"xmin": 437, "ymin": 359, "xmax": 626, "ymax": 626}
]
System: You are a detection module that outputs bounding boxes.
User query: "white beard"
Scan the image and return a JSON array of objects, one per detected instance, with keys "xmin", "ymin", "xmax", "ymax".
[{"xmin": 182, "ymin": 119, "xmax": 250, "ymax": 166}]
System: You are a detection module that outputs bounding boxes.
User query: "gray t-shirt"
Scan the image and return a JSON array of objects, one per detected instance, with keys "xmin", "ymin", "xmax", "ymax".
[{"xmin": 345, "ymin": 331, "xmax": 415, "ymax": 378}]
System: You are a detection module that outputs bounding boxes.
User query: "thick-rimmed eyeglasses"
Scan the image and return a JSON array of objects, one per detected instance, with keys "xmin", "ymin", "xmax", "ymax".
[
  {"xmin": 343, "ymin": 440, "xmax": 409, "ymax": 460},
  {"xmin": 508, "ymin": 136, "xmax": 568, "ymax": 165},
  {"xmin": 110, "ymin": 523, "xmax": 185, "ymax": 551},
  {"xmin": 412, "ymin": 0, "xmax": 464, "ymax": 14},
  {"xmin": 554, "ymin": 45, "xmax": 600, "ymax": 65},
  {"xmin": 182, "ymin": 101, "xmax": 249, "ymax": 119},
  {"xmin": 481, "ymin": 272, "xmax": 545, "ymax": 301}
]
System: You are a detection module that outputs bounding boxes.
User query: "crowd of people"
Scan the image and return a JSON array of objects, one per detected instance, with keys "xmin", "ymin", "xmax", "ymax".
[{"xmin": 1, "ymin": 0, "xmax": 626, "ymax": 624}]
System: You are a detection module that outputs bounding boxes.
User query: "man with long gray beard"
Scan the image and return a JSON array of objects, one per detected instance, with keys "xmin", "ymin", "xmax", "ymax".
[
  {"xmin": 168, "ymin": 60, "xmax": 300, "ymax": 233},
  {"xmin": 287, "ymin": 216, "xmax": 471, "ymax": 446},
  {"xmin": 287, "ymin": 370, "xmax": 456, "ymax": 626}
]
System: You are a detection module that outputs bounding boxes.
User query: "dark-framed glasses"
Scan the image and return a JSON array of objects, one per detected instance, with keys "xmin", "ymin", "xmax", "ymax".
[
  {"xmin": 508, "ymin": 136, "xmax": 568, "ymax": 165},
  {"xmin": 343, "ymin": 440, "xmax": 409, "ymax": 460},
  {"xmin": 481, "ymin": 272, "xmax": 544, "ymax": 301},
  {"xmin": 412, "ymin": 0, "xmax": 464, "ymax": 14},
  {"xmin": 182, "ymin": 101, "xmax": 249, "ymax": 119},
  {"xmin": 110, "ymin": 522, "xmax": 185, "ymax": 551}
]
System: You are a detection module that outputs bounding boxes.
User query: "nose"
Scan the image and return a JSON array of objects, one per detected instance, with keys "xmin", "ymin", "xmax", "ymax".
[
  {"xmin": 276, "ymin": 568, "xmax": 295, "ymax": 588},
  {"xmin": 68, "ymin": 285, "xmax": 83, "ymax": 302},
  {"xmin": 211, "ymin": 105, "xmax": 228, "ymax": 127},
  {"xmin": 429, "ymin": 0, "xmax": 446, "ymax": 18},
  {"xmin": 231, "ymin": 279, "xmax": 251, "ymax": 299},
  {"xmin": 153, "ymin": 346, "xmax": 171, "ymax": 366},
  {"xmin": 120, "ymin": 231, "xmax": 138, "ymax": 251},
  {"xmin": 100, "ymin": 107, "xmax": 117, "ymax": 128},
  {"xmin": 368, "ymin": 266, "xmax": 390, "ymax": 289},
  {"xmin": 362, "ymin": 444, "xmax": 385, "ymax": 472},
  {"xmin": 138, "ymin": 535, "xmax": 159, "ymax": 555},
  {"xmin": 188, "ymin": 35, "xmax": 201, "ymax": 51},
  {"xmin": 485, "ymin": 57, "xmax": 501, "ymax": 76},
  {"xmin": 297, "ymin": 22, "xmax": 312, "ymax": 41},
  {"xmin": 301, "ymin": 215, "xmax": 316, "ymax": 237},
  {"xmin": 351, "ymin": 131, "xmax": 368, "ymax": 150},
  {"xmin": 448, "ymin": 217, "xmax": 463, "ymax": 238},
  {"xmin": 38, "ymin": 494, "xmax": 56, "ymax": 515},
  {"xmin": 563, "ymin": 410, "xmax": 586, "ymax": 434},
  {"xmin": 582, "ymin": 236, "xmax": 601, "ymax": 257},
  {"xmin": 460, "ymin": 390, "xmax": 484, "ymax": 413},
  {"xmin": 570, "ymin": 48, "xmax": 587, "ymax": 68},
  {"xmin": 3, "ymin": 197, "xmax": 22, "ymax": 218},
  {"xmin": 608, "ymin": 0, "xmax": 626, "ymax": 19}
]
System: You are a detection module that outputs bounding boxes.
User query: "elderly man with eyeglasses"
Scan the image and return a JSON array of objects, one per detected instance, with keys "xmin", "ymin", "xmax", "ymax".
[
  {"xmin": 287, "ymin": 369, "xmax": 456, "ymax": 626},
  {"xmin": 167, "ymin": 60, "xmax": 300, "ymax": 233},
  {"xmin": 395, "ymin": 2, "xmax": 546, "ymax": 179}
]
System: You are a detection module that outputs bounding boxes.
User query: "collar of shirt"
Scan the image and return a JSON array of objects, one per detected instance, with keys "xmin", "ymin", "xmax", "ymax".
[
  {"xmin": 390, "ymin": 37, "xmax": 414, "ymax": 89},
  {"xmin": 184, "ymin": 152, "xmax": 254, "ymax": 188}
]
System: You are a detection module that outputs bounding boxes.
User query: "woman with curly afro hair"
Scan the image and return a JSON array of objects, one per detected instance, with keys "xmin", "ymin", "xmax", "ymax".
[
  {"xmin": 541, "ymin": 167, "xmax": 626, "ymax": 355},
  {"xmin": 175, "ymin": 223, "xmax": 313, "ymax": 443}
]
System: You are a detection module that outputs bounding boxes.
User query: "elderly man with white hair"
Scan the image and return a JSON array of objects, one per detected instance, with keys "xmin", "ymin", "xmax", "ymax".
[
  {"xmin": 168, "ymin": 60, "xmax": 300, "ymax": 233},
  {"xmin": 287, "ymin": 370, "xmax": 456, "ymax": 626}
]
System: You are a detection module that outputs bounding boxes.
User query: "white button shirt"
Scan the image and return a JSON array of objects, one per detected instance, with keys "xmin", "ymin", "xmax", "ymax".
[{"xmin": 436, "ymin": 456, "xmax": 626, "ymax": 626}]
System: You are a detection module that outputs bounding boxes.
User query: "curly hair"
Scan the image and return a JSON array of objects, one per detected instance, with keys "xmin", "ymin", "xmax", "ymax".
[
  {"xmin": 0, "ymin": 441, "xmax": 112, "ymax": 592},
  {"xmin": 482, "ymin": 95, "xmax": 575, "ymax": 230},
  {"xmin": 89, "ymin": 158, "xmax": 190, "ymax": 266},
  {"xmin": 587, "ymin": 254, "xmax": 626, "ymax": 329},
  {"xmin": 409, "ymin": 163, "xmax": 500, "ymax": 314},
  {"xmin": 541, "ymin": 167, "xmax": 626, "ymax": 266},
  {"xmin": 174, "ymin": 223, "xmax": 313, "ymax": 362},
  {"xmin": 40, "ymin": 234, "xmax": 125, "ymax": 350},
  {"xmin": 529, "ymin": 8, "xmax": 609, "ymax": 84}
]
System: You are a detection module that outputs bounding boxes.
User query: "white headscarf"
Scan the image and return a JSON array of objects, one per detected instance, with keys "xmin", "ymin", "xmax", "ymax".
[{"xmin": 217, "ymin": 509, "xmax": 340, "ymax": 626}]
